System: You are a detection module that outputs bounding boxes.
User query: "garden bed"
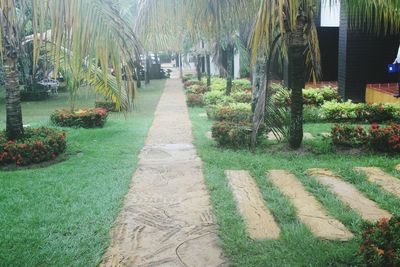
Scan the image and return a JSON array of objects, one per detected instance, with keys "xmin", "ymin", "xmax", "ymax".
[
  {"xmin": 0, "ymin": 127, "xmax": 66, "ymax": 166},
  {"xmin": 51, "ymin": 108, "xmax": 108, "ymax": 128}
]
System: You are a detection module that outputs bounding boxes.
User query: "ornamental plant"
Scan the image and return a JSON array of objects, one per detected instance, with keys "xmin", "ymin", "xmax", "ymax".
[
  {"xmin": 95, "ymin": 101, "xmax": 117, "ymax": 112},
  {"xmin": 214, "ymin": 103, "xmax": 252, "ymax": 122},
  {"xmin": 360, "ymin": 216, "xmax": 400, "ymax": 267},
  {"xmin": 369, "ymin": 124, "xmax": 400, "ymax": 153},
  {"xmin": 51, "ymin": 108, "xmax": 108, "ymax": 128},
  {"xmin": 211, "ymin": 120, "xmax": 265, "ymax": 148},
  {"xmin": 331, "ymin": 124, "xmax": 369, "ymax": 147},
  {"xmin": 0, "ymin": 127, "xmax": 67, "ymax": 166},
  {"xmin": 186, "ymin": 93, "xmax": 204, "ymax": 107}
]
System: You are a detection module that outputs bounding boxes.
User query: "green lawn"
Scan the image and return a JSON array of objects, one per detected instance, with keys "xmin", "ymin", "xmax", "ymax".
[
  {"xmin": 189, "ymin": 107, "xmax": 400, "ymax": 267},
  {"xmin": 0, "ymin": 80, "xmax": 165, "ymax": 266}
]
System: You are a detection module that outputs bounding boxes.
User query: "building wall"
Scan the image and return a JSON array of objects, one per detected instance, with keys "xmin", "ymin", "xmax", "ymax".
[{"xmin": 338, "ymin": 4, "xmax": 399, "ymax": 102}]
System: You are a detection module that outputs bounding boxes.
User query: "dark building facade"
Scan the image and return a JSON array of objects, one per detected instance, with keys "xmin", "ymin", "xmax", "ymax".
[{"xmin": 317, "ymin": 2, "xmax": 399, "ymax": 102}]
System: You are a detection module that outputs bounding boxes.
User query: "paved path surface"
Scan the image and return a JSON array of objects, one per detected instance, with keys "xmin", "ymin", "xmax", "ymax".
[{"xmin": 102, "ymin": 77, "xmax": 226, "ymax": 267}]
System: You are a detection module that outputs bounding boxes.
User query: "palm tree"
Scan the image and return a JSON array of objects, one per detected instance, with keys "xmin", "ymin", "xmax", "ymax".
[
  {"xmin": 0, "ymin": 0, "xmax": 142, "ymax": 140},
  {"xmin": 250, "ymin": 0, "xmax": 321, "ymax": 149}
]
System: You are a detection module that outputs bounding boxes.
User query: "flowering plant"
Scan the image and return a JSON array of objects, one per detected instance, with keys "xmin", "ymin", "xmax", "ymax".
[
  {"xmin": 0, "ymin": 127, "xmax": 67, "ymax": 166},
  {"xmin": 360, "ymin": 216, "xmax": 400, "ymax": 267},
  {"xmin": 51, "ymin": 108, "xmax": 108, "ymax": 128},
  {"xmin": 369, "ymin": 123, "xmax": 400, "ymax": 153}
]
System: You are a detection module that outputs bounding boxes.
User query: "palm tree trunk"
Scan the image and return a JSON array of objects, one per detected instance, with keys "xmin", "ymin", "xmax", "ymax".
[
  {"xmin": 226, "ymin": 43, "xmax": 234, "ymax": 96},
  {"xmin": 145, "ymin": 53, "xmax": 150, "ymax": 85},
  {"xmin": 4, "ymin": 55, "xmax": 24, "ymax": 140},
  {"xmin": 206, "ymin": 54, "xmax": 211, "ymax": 87},
  {"xmin": 196, "ymin": 54, "xmax": 202, "ymax": 81},
  {"xmin": 287, "ymin": 14, "xmax": 307, "ymax": 149},
  {"xmin": 179, "ymin": 54, "xmax": 183, "ymax": 79}
]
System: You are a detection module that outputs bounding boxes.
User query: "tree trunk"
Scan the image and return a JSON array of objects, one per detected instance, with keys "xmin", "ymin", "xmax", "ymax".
[
  {"xmin": 196, "ymin": 55, "xmax": 202, "ymax": 81},
  {"xmin": 226, "ymin": 43, "xmax": 234, "ymax": 96},
  {"xmin": 4, "ymin": 56, "xmax": 24, "ymax": 140},
  {"xmin": 287, "ymin": 14, "xmax": 307, "ymax": 149},
  {"xmin": 145, "ymin": 53, "xmax": 150, "ymax": 84},
  {"xmin": 206, "ymin": 54, "xmax": 211, "ymax": 87},
  {"xmin": 136, "ymin": 66, "xmax": 141, "ymax": 88},
  {"xmin": 179, "ymin": 54, "xmax": 183, "ymax": 79}
]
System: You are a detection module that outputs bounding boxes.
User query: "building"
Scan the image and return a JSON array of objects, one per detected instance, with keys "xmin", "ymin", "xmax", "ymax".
[{"xmin": 317, "ymin": 0, "xmax": 400, "ymax": 103}]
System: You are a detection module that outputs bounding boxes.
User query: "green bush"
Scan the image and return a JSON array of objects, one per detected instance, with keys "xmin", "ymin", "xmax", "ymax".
[
  {"xmin": 273, "ymin": 86, "xmax": 340, "ymax": 107},
  {"xmin": 211, "ymin": 121, "xmax": 264, "ymax": 148},
  {"xmin": 232, "ymin": 91, "xmax": 252, "ymax": 103},
  {"xmin": 51, "ymin": 108, "xmax": 108, "ymax": 128},
  {"xmin": 186, "ymin": 93, "xmax": 204, "ymax": 107},
  {"xmin": 186, "ymin": 84, "xmax": 209, "ymax": 95},
  {"xmin": 360, "ymin": 217, "xmax": 400, "ymax": 267},
  {"xmin": 331, "ymin": 124, "xmax": 369, "ymax": 147},
  {"xmin": 322, "ymin": 101, "xmax": 400, "ymax": 123},
  {"xmin": 209, "ymin": 77, "xmax": 227, "ymax": 91},
  {"xmin": 95, "ymin": 101, "xmax": 117, "ymax": 112},
  {"xmin": 182, "ymin": 74, "xmax": 196, "ymax": 83},
  {"xmin": 0, "ymin": 127, "xmax": 67, "ymax": 166},
  {"xmin": 321, "ymin": 100, "xmax": 363, "ymax": 121},
  {"xmin": 214, "ymin": 103, "xmax": 252, "ymax": 122},
  {"xmin": 232, "ymin": 79, "xmax": 251, "ymax": 93},
  {"xmin": 303, "ymin": 106, "xmax": 323, "ymax": 123},
  {"xmin": 184, "ymin": 80, "xmax": 204, "ymax": 89},
  {"xmin": 203, "ymin": 90, "xmax": 227, "ymax": 106}
]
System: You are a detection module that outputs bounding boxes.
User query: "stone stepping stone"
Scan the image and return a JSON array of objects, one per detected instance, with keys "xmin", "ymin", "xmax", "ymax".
[
  {"xmin": 267, "ymin": 170, "xmax": 353, "ymax": 241},
  {"xmin": 307, "ymin": 168, "xmax": 392, "ymax": 222},
  {"xmin": 355, "ymin": 167, "xmax": 400, "ymax": 198},
  {"xmin": 225, "ymin": 170, "xmax": 280, "ymax": 240}
]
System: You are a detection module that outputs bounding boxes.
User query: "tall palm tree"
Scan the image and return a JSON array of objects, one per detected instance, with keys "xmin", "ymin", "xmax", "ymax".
[
  {"xmin": 0, "ymin": 0, "xmax": 142, "ymax": 140},
  {"xmin": 250, "ymin": 0, "xmax": 321, "ymax": 149}
]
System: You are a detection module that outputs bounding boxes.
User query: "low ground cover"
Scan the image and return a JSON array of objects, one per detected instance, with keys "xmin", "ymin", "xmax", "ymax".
[{"xmin": 0, "ymin": 80, "xmax": 165, "ymax": 266}]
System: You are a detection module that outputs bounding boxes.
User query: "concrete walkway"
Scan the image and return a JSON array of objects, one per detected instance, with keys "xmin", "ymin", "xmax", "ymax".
[{"xmin": 101, "ymin": 77, "xmax": 226, "ymax": 266}]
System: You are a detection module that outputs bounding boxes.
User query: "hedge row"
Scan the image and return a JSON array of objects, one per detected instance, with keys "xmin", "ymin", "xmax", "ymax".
[{"xmin": 331, "ymin": 123, "xmax": 400, "ymax": 153}]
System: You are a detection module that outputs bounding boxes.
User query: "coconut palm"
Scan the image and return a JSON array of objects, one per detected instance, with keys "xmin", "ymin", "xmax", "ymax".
[
  {"xmin": 0, "ymin": 0, "xmax": 142, "ymax": 140},
  {"xmin": 249, "ymin": 0, "xmax": 321, "ymax": 149}
]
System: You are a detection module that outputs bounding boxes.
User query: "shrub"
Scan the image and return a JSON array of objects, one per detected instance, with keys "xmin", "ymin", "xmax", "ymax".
[
  {"xmin": 211, "ymin": 121, "xmax": 264, "ymax": 148},
  {"xmin": 51, "ymin": 108, "xmax": 108, "ymax": 128},
  {"xmin": 95, "ymin": 101, "xmax": 117, "ymax": 112},
  {"xmin": 369, "ymin": 123, "xmax": 400, "ymax": 153},
  {"xmin": 184, "ymin": 80, "xmax": 204, "ymax": 89},
  {"xmin": 209, "ymin": 78, "xmax": 227, "ymax": 91},
  {"xmin": 360, "ymin": 217, "xmax": 400, "ymax": 267},
  {"xmin": 356, "ymin": 104, "xmax": 396, "ymax": 123},
  {"xmin": 272, "ymin": 86, "xmax": 340, "ymax": 107},
  {"xmin": 322, "ymin": 101, "xmax": 400, "ymax": 123},
  {"xmin": 182, "ymin": 74, "xmax": 196, "ymax": 83},
  {"xmin": 232, "ymin": 79, "xmax": 251, "ymax": 93},
  {"xmin": 186, "ymin": 93, "xmax": 204, "ymax": 107},
  {"xmin": 331, "ymin": 124, "xmax": 369, "ymax": 147},
  {"xmin": 0, "ymin": 127, "xmax": 67, "ymax": 166},
  {"xmin": 186, "ymin": 84, "xmax": 209, "ymax": 95},
  {"xmin": 303, "ymin": 106, "xmax": 324, "ymax": 123},
  {"xmin": 303, "ymin": 87, "xmax": 341, "ymax": 106},
  {"xmin": 321, "ymin": 100, "xmax": 363, "ymax": 121},
  {"xmin": 214, "ymin": 103, "xmax": 252, "ymax": 122},
  {"xmin": 203, "ymin": 90, "xmax": 227, "ymax": 106},
  {"xmin": 232, "ymin": 91, "xmax": 252, "ymax": 103}
]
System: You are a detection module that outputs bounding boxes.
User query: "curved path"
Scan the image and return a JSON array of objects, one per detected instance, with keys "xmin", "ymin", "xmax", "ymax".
[{"xmin": 101, "ymin": 77, "xmax": 226, "ymax": 267}]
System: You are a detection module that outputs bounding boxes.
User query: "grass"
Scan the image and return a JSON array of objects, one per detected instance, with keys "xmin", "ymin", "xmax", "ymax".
[
  {"xmin": 189, "ymin": 107, "xmax": 400, "ymax": 267},
  {"xmin": 0, "ymin": 80, "xmax": 165, "ymax": 266}
]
